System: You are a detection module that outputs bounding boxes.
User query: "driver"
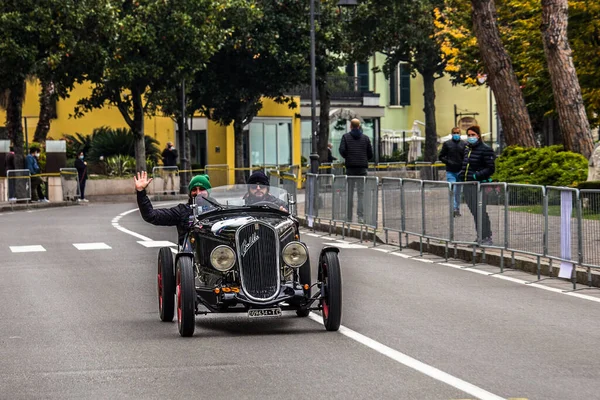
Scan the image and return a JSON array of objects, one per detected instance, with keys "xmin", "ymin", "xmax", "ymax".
[
  {"xmin": 243, "ymin": 171, "xmax": 288, "ymax": 211},
  {"xmin": 134, "ymin": 171, "xmax": 213, "ymax": 245}
]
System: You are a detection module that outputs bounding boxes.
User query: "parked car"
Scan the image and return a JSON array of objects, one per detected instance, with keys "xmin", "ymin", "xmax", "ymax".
[{"xmin": 156, "ymin": 184, "xmax": 342, "ymax": 337}]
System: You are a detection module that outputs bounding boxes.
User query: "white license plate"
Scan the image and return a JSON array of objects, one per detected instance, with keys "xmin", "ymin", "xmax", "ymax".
[{"xmin": 248, "ymin": 308, "xmax": 282, "ymax": 318}]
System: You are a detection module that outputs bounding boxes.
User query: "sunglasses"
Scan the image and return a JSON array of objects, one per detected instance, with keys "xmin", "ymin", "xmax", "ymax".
[{"xmin": 249, "ymin": 184, "xmax": 267, "ymax": 190}]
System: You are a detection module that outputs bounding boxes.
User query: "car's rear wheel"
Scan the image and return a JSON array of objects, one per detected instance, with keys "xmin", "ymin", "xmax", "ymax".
[
  {"xmin": 176, "ymin": 256, "xmax": 196, "ymax": 337},
  {"xmin": 157, "ymin": 247, "xmax": 175, "ymax": 322},
  {"xmin": 296, "ymin": 259, "xmax": 312, "ymax": 317},
  {"xmin": 319, "ymin": 251, "xmax": 342, "ymax": 331}
]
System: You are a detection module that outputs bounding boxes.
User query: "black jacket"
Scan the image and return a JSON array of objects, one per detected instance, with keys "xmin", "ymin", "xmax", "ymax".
[
  {"xmin": 458, "ymin": 141, "xmax": 496, "ymax": 182},
  {"xmin": 439, "ymin": 139, "xmax": 466, "ymax": 173},
  {"xmin": 161, "ymin": 147, "xmax": 178, "ymax": 167},
  {"xmin": 74, "ymin": 158, "xmax": 88, "ymax": 182},
  {"xmin": 339, "ymin": 129, "xmax": 373, "ymax": 169},
  {"xmin": 137, "ymin": 190, "xmax": 192, "ymax": 244}
]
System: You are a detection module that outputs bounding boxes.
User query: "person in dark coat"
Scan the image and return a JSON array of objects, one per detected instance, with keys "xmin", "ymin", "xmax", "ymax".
[
  {"xmin": 135, "ymin": 172, "xmax": 212, "ymax": 245},
  {"xmin": 161, "ymin": 141, "xmax": 178, "ymax": 194},
  {"xmin": 339, "ymin": 118, "xmax": 373, "ymax": 223},
  {"xmin": 458, "ymin": 125, "xmax": 496, "ymax": 245},
  {"xmin": 439, "ymin": 127, "xmax": 466, "ymax": 216},
  {"xmin": 327, "ymin": 143, "xmax": 337, "ymax": 163},
  {"xmin": 25, "ymin": 147, "xmax": 48, "ymax": 202},
  {"xmin": 5, "ymin": 146, "xmax": 16, "ymax": 200},
  {"xmin": 243, "ymin": 171, "xmax": 288, "ymax": 211},
  {"xmin": 74, "ymin": 151, "xmax": 89, "ymax": 202}
]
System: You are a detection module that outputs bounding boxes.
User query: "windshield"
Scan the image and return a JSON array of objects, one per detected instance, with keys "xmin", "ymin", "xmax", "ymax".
[{"xmin": 194, "ymin": 184, "xmax": 291, "ymax": 210}]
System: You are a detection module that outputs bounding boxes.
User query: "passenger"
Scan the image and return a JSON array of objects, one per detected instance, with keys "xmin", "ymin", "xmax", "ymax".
[
  {"xmin": 134, "ymin": 172, "xmax": 214, "ymax": 245},
  {"xmin": 243, "ymin": 171, "xmax": 288, "ymax": 211}
]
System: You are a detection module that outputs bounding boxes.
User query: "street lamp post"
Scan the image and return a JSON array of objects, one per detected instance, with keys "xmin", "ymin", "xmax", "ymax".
[{"xmin": 309, "ymin": 0, "xmax": 357, "ymax": 175}]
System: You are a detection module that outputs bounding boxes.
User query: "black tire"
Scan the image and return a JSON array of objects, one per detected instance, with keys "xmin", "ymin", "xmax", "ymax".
[
  {"xmin": 319, "ymin": 251, "xmax": 342, "ymax": 331},
  {"xmin": 176, "ymin": 256, "xmax": 196, "ymax": 337},
  {"xmin": 296, "ymin": 259, "xmax": 312, "ymax": 317},
  {"xmin": 157, "ymin": 247, "xmax": 175, "ymax": 322}
]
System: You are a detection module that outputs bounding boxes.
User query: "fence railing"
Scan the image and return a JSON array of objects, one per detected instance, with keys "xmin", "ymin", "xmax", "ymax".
[{"xmin": 305, "ymin": 174, "xmax": 600, "ymax": 288}]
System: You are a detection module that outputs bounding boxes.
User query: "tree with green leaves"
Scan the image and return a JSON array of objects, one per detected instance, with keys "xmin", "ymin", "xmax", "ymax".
[
  {"xmin": 179, "ymin": 0, "xmax": 310, "ymax": 183},
  {"xmin": 347, "ymin": 0, "xmax": 449, "ymax": 163},
  {"xmin": 74, "ymin": 0, "xmax": 231, "ymax": 173},
  {"xmin": 0, "ymin": 0, "xmax": 112, "ymax": 167}
]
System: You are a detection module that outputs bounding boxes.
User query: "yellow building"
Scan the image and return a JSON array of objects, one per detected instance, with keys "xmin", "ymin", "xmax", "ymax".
[{"xmin": 1, "ymin": 81, "xmax": 303, "ymax": 183}]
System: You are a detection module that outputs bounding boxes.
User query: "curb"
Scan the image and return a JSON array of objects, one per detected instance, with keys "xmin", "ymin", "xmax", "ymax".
[{"xmin": 0, "ymin": 200, "xmax": 80, "ymax": 213}]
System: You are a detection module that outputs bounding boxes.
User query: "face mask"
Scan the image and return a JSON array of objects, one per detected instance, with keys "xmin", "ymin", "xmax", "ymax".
[
  {"xmin": 79, "ymin": 156, "xmax": 84, "ymax": 160},
  {"xmin": 35, "ymin": 153, "xmax": 40, "ymax": 158},
  {"xmin": 452, "ymin": 134, "xmax": 460, "ymax": 141},
  {"xmin": 467, "ymin": 137, "xmax": 478, "ymax": 145}
]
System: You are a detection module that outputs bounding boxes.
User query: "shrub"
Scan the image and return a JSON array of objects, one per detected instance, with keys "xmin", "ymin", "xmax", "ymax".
[
  {"xmin": 82, "ymin": 126, "xmax": 161, "ymax": 164},
  {"xmin": 493, "ymin": 145, "xmax": 588, "ymax": 187},
  {"xmin": 106, "ymin": 155, "xmax": 135, "ymax": 177}
]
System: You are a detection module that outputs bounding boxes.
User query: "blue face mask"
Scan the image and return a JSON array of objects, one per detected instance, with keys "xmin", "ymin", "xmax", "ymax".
[
  {"xmin": 452, "ymin": 134, "xmax": 460, "ymax": 141},
  {"xmin": 79, "ymin": 156, "xmax": 84, "ymax": 160},
  {"xmin": 467, "ymin": 137, "xmax": 478, "ymax": 145}
]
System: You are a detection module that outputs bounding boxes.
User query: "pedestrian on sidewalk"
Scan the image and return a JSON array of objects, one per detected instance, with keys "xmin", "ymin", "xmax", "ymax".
[
  {"xmin": 458, "ymin": 125, "xmax": 496, "ymax": 245},
  {"xmin": 25, "ymin": 147, "xmax": 49, "ymax": 202},
  {"xmin": 75, "ymin": 151, "xmax": 89, "ymax": 202},
  {"xmin": 339, "ymin": 118, "xmax": 373, "ymax": 224},
  {"xmin": 439, "ymin": 127, "xmax": 466, "ymax": 217},
  {"xmin": 5, "ymin": 145, "xmax": 16, "ymax": 201},
  {"xmin": 161, "ymin": 141, "xmax": 178, "ymax": 195}
]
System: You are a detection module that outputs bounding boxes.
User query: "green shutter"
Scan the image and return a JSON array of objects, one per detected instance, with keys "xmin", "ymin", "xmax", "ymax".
[
  {"xmin": 357, "ymin": 62, "xmax": 369, "ymax": 92},
  {"xmin": 389, "ymin": 67, "xmax": 397, "ymax": 105},
  {"xmin": 399, "ymin": 64, "xmax": 411, "ymax": 106}
]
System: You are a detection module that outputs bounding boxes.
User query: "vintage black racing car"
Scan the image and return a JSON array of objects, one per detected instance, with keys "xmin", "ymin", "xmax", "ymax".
[{"xmin": 156, "ymin": 184, "xmax": 342, "ymax": 337}]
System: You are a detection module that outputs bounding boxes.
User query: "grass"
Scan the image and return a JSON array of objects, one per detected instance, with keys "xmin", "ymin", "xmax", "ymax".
[{"xmin": 509, "ymin": 205, "xmax": 600, "ymax": 220}]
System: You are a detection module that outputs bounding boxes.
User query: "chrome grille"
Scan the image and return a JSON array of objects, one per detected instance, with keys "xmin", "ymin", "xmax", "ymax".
[{"xmin": 236, "ymin": 222, "xmax": 280, "ymax": 301}]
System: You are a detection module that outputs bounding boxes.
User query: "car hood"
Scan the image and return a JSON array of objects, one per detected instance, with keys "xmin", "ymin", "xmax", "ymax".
[{"xmin": 197, "ymin": 211, "xmax": 296, "ymax": 241}]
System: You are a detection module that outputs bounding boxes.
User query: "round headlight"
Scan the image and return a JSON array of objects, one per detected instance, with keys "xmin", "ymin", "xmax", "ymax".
[
  {"xmin": 210, "ymin": 245, "xmax": 236, "ymax": 272},
  {"xmin": 282, "ymin": 242, "xmax": 308, "ymax": 268}
]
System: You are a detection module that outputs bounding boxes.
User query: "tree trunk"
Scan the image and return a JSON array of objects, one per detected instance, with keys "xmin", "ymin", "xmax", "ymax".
[
  {"xmin": 317, "ymin": 76, "xmax": 331, "ymax": 165},
  {"xmin": 6, "ymin": 81, "xmax": 26, "ymax": 169},
  {"xmin": 471, "ymin": 0, "xmax": 537, "ymax": 148},
  {"xmin": 541, "ymin": 0, "xmax": 594, "ymax": 159},
  {"xmin": 422, "ymin": 69, "xmax": 438, "ymax": 164},
  {"xmin": 233, "ymin": 119, "xmax": 245, "ymax": 184},
  {"xmin": 131, "ymin": 87, "xmax": 147, "ymax": 173},
  {"xmin": 33, "ymin": 80, "xmax": 54, "ymax": 144}
]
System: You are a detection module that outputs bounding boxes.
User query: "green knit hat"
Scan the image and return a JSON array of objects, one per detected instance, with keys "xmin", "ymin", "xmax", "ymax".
[{"xmin": 188, "ymin": 174, "xmax": 211, "ymax": 192}]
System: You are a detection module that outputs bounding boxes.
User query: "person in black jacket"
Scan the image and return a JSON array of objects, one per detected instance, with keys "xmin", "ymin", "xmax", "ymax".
[
  {"xmin": 339, "ymin": 118, "xmax": 373, "ymax": 223},
  {"xmin": 161, "ymin": 141, "xmax": 178, "ymax": 195},
  {"xmin": 458, "ymin": 125, "xmax": 496, "ymax": 245},
  {"xmin": 134, "ymin": 172, "xmax": 212, "ymax": 245},
  {"xmin": 74, "ymin": 151, "xmax": 89, "ymax": 202},
  {"xmin": 243, "ymin": 171, "xmax": 288, "ymax": 211},
  {"xmin": 327, "ymin": 143, "xmax": 337, "ymax": 163},
  {"xmin": 439, "ymin": 127, "xmax": 466, "ymax": 216}
]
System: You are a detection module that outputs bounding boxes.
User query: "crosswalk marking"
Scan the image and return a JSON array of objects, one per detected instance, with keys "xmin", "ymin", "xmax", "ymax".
[
  {"xmin": 73, "ymin": 243, "xmax": 112, "ymax": 250},
  {"xmin": 10, "ymin": 245, "xmax": 46, "ymax": 253},
  {"xmin": 137, "ymin": 240, "xmax": 177, "ymax": 248}
]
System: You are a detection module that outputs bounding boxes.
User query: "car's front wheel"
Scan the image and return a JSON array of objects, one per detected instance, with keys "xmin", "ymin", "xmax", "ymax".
[
  {"xmin": 157, "ymin": 247, "xmax": 175, "ymax": 322},
  {"xmin": 319, "ymin": 251, "xmax": 342, "ymax": 331},
  {"xmin": 176, "ymin": 255, "xmax": 196, "ymax": 337}
]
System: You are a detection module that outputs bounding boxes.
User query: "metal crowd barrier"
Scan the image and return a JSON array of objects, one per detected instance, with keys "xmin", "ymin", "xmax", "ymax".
[
  {"xmin": 6, "ymin": 169, "xmax": 31, "ymax": 202},
  {"xmin": 152, "ymin": 166, "xmax": 180, "ymax": 195},
  {"xmin": 60, "ymin": 168, "xmax": 81, "ymax": 201}
]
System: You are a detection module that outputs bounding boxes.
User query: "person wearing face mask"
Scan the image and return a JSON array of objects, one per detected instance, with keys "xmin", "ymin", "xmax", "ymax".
[
  {"xmin": 458, "ymin": 125, "xmax": 496, "ymax": 245},
  {"xmin": 74, "ymin": 151, "xmax": 89, "ymax": 202},
  {"xmin": 439, "ymin": 127, "xmax": 466, "ymax": 217},
  {"xmin": 25, "ymin": 147, "xmax": 49, "ymax": 202},
  {"xmin": 134, "ymin": 172, "xmax": 213, "ymax": 245}
]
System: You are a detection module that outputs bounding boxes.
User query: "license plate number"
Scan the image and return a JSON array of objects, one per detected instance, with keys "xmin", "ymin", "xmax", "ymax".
[{"xmin": 248, "ymin": 308, "xmax": 282, "ymax": 318}]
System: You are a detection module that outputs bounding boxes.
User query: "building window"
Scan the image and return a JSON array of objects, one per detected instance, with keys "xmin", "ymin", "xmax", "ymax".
[
  {"xmin": 389, "ymin": 63, "xmax": 410, "ymax": 106},
  {"xmin": 249, "ymin": 119, "xmax": 292, "ymax": 166},
  {"xmin": 345, "ymin": 62, "xmax": 370, "ymax": 92}
]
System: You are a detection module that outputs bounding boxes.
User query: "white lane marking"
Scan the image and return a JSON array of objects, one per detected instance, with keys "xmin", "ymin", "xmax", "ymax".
[
  {"xmin": 73, "ymin": 243, "xmax": 112, "ymax": 250},
  {"xmin": 323, "ymin": 242, "xmax": 367, "ymax": 249},
  {"xmin": 373, "ymin": 248, "xmax": 391, "ymax": 253},
  {"xmin": 10, "ymin": 245, "xmax": 46, "ymax": 253},
  {"xmin": 138, "ymin": 240, "xmax": 177, "ymax": 248},
  {"xmin": 305, "ymin": 233, "xmax": 322, "ymax": 238},
  {"xmin": 390, "ymin": 252, "xmax": 412, "ymax": 258},
  {"xmin": 308, "ymin": 314, "xmax": 505, "ymax": 400},
  {"xmin": 112, "ymin": 223, "xmax": 152, "ymax": 241},
  {"xmin": 414, "ymin": 258, "xmax": 434, "ymax": 263}
]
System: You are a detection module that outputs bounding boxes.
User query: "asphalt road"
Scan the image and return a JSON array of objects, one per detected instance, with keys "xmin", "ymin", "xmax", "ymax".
[{"xmin": 1, "ymin": 201, "xmax": 600, "ymax": 400}]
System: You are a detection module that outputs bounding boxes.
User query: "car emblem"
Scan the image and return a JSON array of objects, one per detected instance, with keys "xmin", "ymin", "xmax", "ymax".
[
  {"xmin": 241, "ymin": 231, "xmax": 260, "ymax": 257},
  {"xmin": 254, "ymin": 223, "xmax": 259, "ymax": 231}
]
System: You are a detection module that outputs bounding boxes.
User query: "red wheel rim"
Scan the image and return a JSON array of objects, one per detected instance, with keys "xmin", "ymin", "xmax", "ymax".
[
  {"xmin": 176, "ymin": 269, "xmax": 182, "ymax": 323},
  {"xmin": 158, "ymin": 270, "xmax": 163, "ymax": 310},
  {"xmin": 321, "ymin": 262, "xmax": 329, "ymax": 319}
]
